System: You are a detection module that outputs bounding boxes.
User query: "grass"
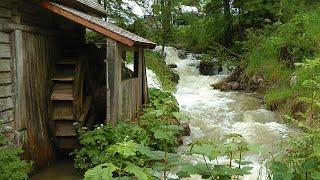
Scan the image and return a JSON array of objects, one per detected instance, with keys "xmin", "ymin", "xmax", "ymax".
[
  {"xmin": 243, "ymin": 9, "xmax": 320, "ymax": 113},
  {"xmin": 127, "ymin": 50, "xmax": 177, "ymax": 92}
]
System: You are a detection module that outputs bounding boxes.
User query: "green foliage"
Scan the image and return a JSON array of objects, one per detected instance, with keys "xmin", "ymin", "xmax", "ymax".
[
  {"xmin": 177, "ymin": 133, "xmax": 256, "ymax": 179},
  {"xmin": 84, "ymin": 141, "xmax": 152, "ymax": 180},
  {"xmin": 75, "ymin": 89, "xmax": 185, "ymax": 179},
  {"xmin": 145, "ymin": 51, "xmax": 177, "ymax": 92},
  {"xmin": 74, "ymin": 123, "xmax": 150, "ymax": 171},
  {"xmin": 85, "ymin": 31, "xmax": 106, "ymax": 44},
  {"xmin": 267, "ymin": 58, "xmax": 320, "ymax": 180},
  {"xmin": 0, "ymin": 128, "xmax": 31, "ymax": 180}
]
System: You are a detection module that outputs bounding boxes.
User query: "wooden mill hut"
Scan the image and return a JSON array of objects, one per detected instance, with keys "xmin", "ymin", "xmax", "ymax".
[{"xmin": 0, "ymin": 0, "xmax": 156, "ymax": 169}]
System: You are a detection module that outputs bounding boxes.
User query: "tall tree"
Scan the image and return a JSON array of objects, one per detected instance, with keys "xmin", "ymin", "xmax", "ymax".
[
  {"xmin": 152, "ymin": 0, "xmax": 180, "ymax": 57},
  {"xmin": 97, "ymin": 0, "xmax": 148, "ymax": 25},
  {"xmin": 223, "ymin": 0, "xmax": 232, "ymax": 48}
]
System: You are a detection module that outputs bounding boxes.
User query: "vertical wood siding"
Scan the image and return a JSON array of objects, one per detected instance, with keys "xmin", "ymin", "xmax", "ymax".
[{"xmin": 15, "ymin": 31, "xmax": 59, "ymax": 168}]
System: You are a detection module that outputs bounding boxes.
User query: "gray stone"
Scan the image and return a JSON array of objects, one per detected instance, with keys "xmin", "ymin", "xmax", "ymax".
[{"xmin": 167, "ymin": 64, "xmax": 177, "ymax": 68}]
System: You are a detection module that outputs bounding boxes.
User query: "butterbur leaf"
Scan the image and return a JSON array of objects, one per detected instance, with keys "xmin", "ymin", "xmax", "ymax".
[
  {"xmin": 151, "ymin": 125, "xmax": 182, "ymax": 141},
  {"xmin": 213, "ymin": 165, "xmax": 252, "ymax": 176},
  {"xmin": 234, "ymin": 159, "xmax": 253, "ymax": 165},
  {"xmin": 84, "ymin": 163, "xmax": 119, "ymax": 180},
  {"xmin": 311, "ymin": 172, "xmax": 320, "ymax": 180},
  {"xmin": 269, "ymin": 162, "xmax": 293, "ymax": 180},
  {"xmin": 124, "ymin": 162, "xmax": 150, "ymax": 180},
  {"xmin": 190, "ymin": 144, "xmax": 219, "ymax": 160},
  {"xmin": 177, "ymin": 163, "xmax": 212, "ymax": 178},
  {"xmin": 107, "ymin": 141, "xmax": 138, "ymax": 158},
  {"xmin": 301, "ymin": 159, "xmax": 319, "ymax": 171}
]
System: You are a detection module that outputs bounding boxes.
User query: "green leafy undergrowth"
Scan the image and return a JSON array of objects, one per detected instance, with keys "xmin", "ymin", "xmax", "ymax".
[
  {"xmin": 0, "ymin": 128, "xmax": 32, "ymax": 180},
  {"xmin": 75, "ymin": 88, "xmax": 186, "ymax": 179},
  {"xmin": 268, "ymin": 59, "xmax": 320, "ymax": 180},
  {"xmin": 178, "ymin": 133, "xmax": 262, "ymax": 179},
  {"xmin": 244, "ymin": 9, "xmax": 320, "ymax": 112}
]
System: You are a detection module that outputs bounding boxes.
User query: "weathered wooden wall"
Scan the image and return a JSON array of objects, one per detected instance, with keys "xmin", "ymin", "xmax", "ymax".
[
  {"xmin": 0, "ymin": 0, "xmax": 86, "ymax": 168},
  {"xmin": 121, "ymin": 78, "xmax": 140, "ymax": 121},
  {"xmin": 0, "ymin": 0, "xmax": 16, "ymax": 143},
  {"xmin": 13, "ymin": 31, "xmax": 59, "ymax": 167},
  {"xmin": 106, "ymin": 38, "xmax": 147, "ymax": 123}
]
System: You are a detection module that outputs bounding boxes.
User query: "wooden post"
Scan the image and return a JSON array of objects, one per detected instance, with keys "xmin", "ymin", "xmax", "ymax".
[
  {"xmin": 12, "ymin": 30, "xmax": 27, "ymax": 131},
  {"xmin": 106, "ymin": 38, "xmax": 122, "ymax": 124},
  {"xmin": 141, "ymin": 49, "xmax": 149, "ymax": 104}
]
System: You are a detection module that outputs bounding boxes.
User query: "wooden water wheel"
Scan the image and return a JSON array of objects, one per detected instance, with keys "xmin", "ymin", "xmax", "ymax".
[{"xmin": 50, "ymin": 49, "xmax": 91, "ymax": 150}]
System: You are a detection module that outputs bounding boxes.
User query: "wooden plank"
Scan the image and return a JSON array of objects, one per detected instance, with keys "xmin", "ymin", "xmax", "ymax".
[
  {"xmin": 0, "ymin": 59, "xmax": 11, "ymax": 72},
  {"xmin": 52, "ymin": 102, "xmax": 74, "ymax": 120},
  {"xmin": 0, "ymin": 7, "xmax": 11, "ymax": 18},
  {"xmin": 58, "ymin": 137, "xmax": 78, "ymax": 149},
  {"xmin": 12, "ymin": 30, "xmax": 26, "ymax": 130},
  {"xmin": 0, "ymin": 17, "xmax": 10, "ymax": 24},
  {"xmin": 107, "ymin": 38, "xmax": 122, "ymax": 124},
  {"xmin": 0, "ymin": 0, "xmax": 10, "ymax": 8},
  {"xmin": 79, "ymin": 96, "xmax": 92, "ymax": 123},
  {"xmin": 0, "ymin": 97, "xmax": 13, "ymax": 111},
  {"xmin": 0, "ymin": 84, "xmax": 13, "ymax": 98},
  {"xmin": 0, "ymin": 43, "xmax": 11, "ymax": 58},
  {"xmin": 0, "ymin": 31, "xmax": 10, "ymax": 43},
  {"xmin": 51, "ymin": 83, "xmax": 74, "ymax": 101},
  {"xmin": 0, "ymin": 72, "xmax": 12, "ymax": 84},
  {"xmin": 0, "ymin": 109, "xmax": 14, "ymax": 124},
  {"xmin": 55, "ymin": 121, "xmax": 77, "ymax": 136},
  {"xmin": 56, "ymin": 58, "xmax": 78, "ymax": 65}
]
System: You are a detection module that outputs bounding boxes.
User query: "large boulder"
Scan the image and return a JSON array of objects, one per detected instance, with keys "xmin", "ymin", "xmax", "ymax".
[
  {"xmin": 199, "ymin": 61, "xmax": 219, "ymax": 76},
  {"xmin": 178, "ymin": 50, "xmax": 187, "ymax": 59}
]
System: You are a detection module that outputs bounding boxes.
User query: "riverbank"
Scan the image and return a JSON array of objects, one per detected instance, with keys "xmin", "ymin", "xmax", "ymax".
[{"xmin": 160, "ymin": 47, "xmax": 291, "ymax": 179}]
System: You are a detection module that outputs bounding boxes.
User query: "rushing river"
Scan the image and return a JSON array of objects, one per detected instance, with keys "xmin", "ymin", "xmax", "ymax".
[{"xmin": 152, "ymin": 47, "xmax": 290, "ymax": 180}]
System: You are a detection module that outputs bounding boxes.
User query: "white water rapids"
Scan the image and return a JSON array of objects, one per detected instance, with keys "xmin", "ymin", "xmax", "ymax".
[{"xmin": 146, "ymin": 47, "xmax": 292, "ymax": 180}]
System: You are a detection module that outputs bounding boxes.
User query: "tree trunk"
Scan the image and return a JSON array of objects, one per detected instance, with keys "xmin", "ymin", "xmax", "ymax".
[{"xmin": 223, "ymin": 0, "xmax": 233, "ymax": 48}]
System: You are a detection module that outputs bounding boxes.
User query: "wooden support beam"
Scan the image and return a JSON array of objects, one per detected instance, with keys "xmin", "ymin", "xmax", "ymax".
[
  {"xmin": 106, "ymin": 38, "xmax": 122, "ymax": 124},
  {"xmin": 12, "ymin": 30, "xmax": 27, "ymax": 130},
  {"xmin": 1, "ymin": 23, "xmax": 59, "ymax": 36}
]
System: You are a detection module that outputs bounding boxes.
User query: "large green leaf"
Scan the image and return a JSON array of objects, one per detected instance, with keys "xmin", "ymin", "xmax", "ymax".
[
  {"xmin": 84, "ymin": 163, "xmax": 119, "ymax": 180},
  {"xmin": 177, "ymin": 163, "xmax": 213, "ymax": 179},
  {"xmin": 124, "ymin": 163, "xmax": 150, "ymax": 180},
  {"xmin": 269, "ymin": 162, "xmax": 293, "ymax": 180},
  {"xmin": 190, "ymin": 144, "xmax": 220, "ymax": 160},
  {"xmin": 151, "ymin": 125, "xmax": 182, "ymax": 141},
  {"xmin": 107, "ymin": 141, "xmax": 138, "ymax": 158}
]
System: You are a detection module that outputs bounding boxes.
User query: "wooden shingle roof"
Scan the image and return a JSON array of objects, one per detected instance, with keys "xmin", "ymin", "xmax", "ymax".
[
  {"xmin": 54, "ymin": 0, "xmax": 107, "ymax": 16},
  {"xmin": 41, "ymin": 1, "xmax": 156, "ymax": 49}
]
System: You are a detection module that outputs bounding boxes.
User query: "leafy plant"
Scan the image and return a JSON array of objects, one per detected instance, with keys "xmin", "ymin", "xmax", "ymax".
[
  {"xmin": 268, "ymin": 58, "xmax": 320, "ymax": 180},
  {"xmin": 84, "ymin": 141, "xmax": 152, "ymax": 180},
  {"xmin": 0, "ymin": 127, "xmax": 32, "ymax": 180},
  {"xmin": 178, "ymin": 134, "xmax": 254, "ymax": 179}
]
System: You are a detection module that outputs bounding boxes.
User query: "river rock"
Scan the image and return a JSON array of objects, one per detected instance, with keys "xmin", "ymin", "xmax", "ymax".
[
  {"xmin": 199, "ymin": 61, "xmax": 219, "ymax": 76},
  {"xmin": 168, "ymin": 64, "xmax": 178, "ymax": 69},
  {"xmin": 211, "ymin": 82, "xmax": 232, "ymax": 91},
  {"xmin": 229, "ymin": 81, "xmax": 240, "ymax": 90},
  {"xmin": 178, "ymin": 50, "xmax": 187, "ymax": 59},
  {"xmin": 171, "ymin": 71, "xmax": 180, "ymax": 83},
  {"xmin": 180, "ymin": 123, "xmax": 191, "ymax": 136}
]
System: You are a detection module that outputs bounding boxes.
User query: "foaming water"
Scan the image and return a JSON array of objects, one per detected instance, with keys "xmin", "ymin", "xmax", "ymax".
[{"xmin": 156, "ymin": 47, "xmax": 290, "ymax": 180}]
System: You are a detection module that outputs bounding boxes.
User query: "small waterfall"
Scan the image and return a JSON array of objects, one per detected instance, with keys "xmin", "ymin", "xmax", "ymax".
[{"xmin": 159, "ymin": 46, "xmax": 291, "ymax": 180}]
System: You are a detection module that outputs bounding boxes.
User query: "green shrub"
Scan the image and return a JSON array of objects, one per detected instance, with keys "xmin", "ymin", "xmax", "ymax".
[
  {"xmin": 0, "ymin": 129, "xmax": 31, "ymax": 180},
  {"xmin": 74, "ymin": 123, "xmax": 150, "ymax": 171}
]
